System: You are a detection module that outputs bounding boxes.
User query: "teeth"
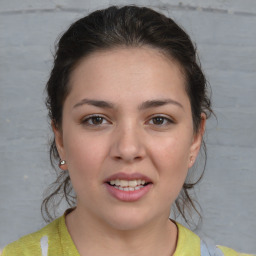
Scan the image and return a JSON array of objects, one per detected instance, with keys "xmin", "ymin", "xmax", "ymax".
[
  {"xmin": 128, "ymin": 180, "xmax": 137, "ymax": 187},
  {"xmin": 120, "ymin": 180, "xmax": 129, "ymax": 187},
  {"xmin": 109, "ymin": 179, "xmax": 147, "ymax": 187},
  {"xmin": 114, "ymin": 185, "xmax": 144, "ymax": 191}
]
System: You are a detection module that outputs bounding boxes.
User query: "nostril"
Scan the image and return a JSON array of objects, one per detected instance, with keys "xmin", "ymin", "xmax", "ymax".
[{"xmin": 113, "ymin": 155, "xmax": 142, "ymax": 162}]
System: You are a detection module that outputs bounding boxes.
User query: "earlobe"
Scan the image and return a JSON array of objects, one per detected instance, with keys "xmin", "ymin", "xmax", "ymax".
[
  {"xmin": 51, "ymin": 121, "xmax": 66, "ymax": 160},
  {"xmin": 59, "ymin": 160, "xmax": 68, "ymax": 171},
  {"xmin": 188, "ymin": 113, "xmax": 206, "ymax": 168}
]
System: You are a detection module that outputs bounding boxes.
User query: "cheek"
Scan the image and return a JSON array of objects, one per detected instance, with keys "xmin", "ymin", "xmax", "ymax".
[
  {"xmin": 63, "ymin": 131, "xmax": 107, "ymax": 180},
  {"xmin": 149, "ymin": 135, "xmax": 191, "ymax": 172},
  {"xmin": 148, "ymin": 135, "xmax": 191, "ymax": 199},
  {"xmin": 62, "ymin": 133, "xmax": 109, "ymax": 199}
]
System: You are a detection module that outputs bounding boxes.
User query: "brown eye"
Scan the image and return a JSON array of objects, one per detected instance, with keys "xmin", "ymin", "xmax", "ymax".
[
  {"xmin": 91, "ymin": 116, "xmax": 104, "ymax": 125},
  {"xmin": 152, "ymin": 117, "xmax": 165, "ymax": 125},
  {"xmin": 82, "ymin": 115, "xmax": 109, "ymax": 126},
  {"xmin": 148, "ymin": 116, "xmax": 173, "ymax": 126}
]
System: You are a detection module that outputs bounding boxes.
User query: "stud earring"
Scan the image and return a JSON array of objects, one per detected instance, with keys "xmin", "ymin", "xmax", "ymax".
[
  {"xmin": 59, "ymin": 160, "xmax": 67, "ymax": 170},
  {"xmin": 190, "ymin": 156, "xmax": 193, "ymax": 164}
]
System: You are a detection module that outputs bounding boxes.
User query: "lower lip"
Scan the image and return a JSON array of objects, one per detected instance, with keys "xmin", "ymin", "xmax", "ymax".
[{"xmin": 105, "ymin": 183, "xmax": 153, "ymax": 202}]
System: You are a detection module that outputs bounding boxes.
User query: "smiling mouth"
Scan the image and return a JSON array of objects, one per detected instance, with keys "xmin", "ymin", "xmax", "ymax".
[{"xmin": 107, "ymin": 179, "xmax": 152, "ymax": 191}]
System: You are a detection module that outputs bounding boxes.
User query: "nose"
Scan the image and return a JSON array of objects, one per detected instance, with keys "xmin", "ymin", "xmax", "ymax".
[{"xmin": 110, "ymin": 122, "xmax": 146, "ymax": 162}]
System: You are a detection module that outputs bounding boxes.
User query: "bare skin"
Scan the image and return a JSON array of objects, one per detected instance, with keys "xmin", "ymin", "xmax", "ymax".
[
  {"xmin": 66, "ymin": 209, "xmax": 177, "ymax": 256},
  {"xmin": 53, "ymin": 47, "xmax": 205, "ymax": 256}
]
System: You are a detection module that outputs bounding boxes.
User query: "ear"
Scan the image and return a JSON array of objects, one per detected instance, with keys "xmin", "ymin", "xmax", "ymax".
[
  {"xmin": 188, "ymin": 113, "xmax": 206, "ymax": 168},
  {"xmin": 51, "ymin": 121, "xmax": 66, "ymax": 161}
]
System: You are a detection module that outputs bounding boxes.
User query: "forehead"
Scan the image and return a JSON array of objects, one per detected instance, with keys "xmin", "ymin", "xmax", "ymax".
[
  {"xmin": 67, "ymin": 46, "xmax": 188, "ymax": 106},
  {"xmin": 71, "ymin": 46, "xmax": 185, "ymax": 80}
]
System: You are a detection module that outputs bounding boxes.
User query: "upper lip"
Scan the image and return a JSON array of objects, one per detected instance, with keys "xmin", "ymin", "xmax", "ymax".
[{"xmin": 104, "ymin": 172, "xmax": 152, "ymax": 183}]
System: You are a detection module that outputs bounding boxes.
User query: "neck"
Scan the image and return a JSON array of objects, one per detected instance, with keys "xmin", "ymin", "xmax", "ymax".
[{"xmin": 66, "ymin": 207, "xmax": 178, "ymax": 256}]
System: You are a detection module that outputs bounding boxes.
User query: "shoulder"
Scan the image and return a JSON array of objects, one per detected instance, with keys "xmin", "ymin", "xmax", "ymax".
[
  {"xmin": 217, "ymin": 246, "xmax": 255, "ymax": 256},
  {"xmin": 175, "ymin": 222, "xmax": 254, "ymax": 256},
  {"xmin": 1, "ymin": 217, "xmax": 62, "ymax": 256},
  {"xmin": 201, "ymin": 237, "xmax": 255, "ymax": 256}
]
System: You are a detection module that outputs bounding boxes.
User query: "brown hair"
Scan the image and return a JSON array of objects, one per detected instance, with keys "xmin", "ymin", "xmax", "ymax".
[{"xmin": 42, "ymin": 5, "xmax": 213, "ymax": 224}]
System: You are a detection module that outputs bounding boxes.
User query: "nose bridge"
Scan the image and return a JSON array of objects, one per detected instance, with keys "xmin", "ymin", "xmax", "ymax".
[{"xmin": 111, "ymin": 119, "xmax": 145, "ymax": 162}]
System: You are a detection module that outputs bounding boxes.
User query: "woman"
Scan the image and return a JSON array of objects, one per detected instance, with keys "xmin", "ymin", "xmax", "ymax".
[{"xmin": 2, "ymin": 5, "xmax": 253, "ymax": 256}]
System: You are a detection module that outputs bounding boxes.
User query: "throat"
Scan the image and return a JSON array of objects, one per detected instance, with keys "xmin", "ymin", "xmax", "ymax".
[{"xmin": 66, "ymin": 210, "xmax": 178, "ymax": 256}]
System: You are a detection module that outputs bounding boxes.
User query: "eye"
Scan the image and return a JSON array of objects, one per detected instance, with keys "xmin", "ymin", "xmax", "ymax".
[
  {"xmin": 148, "ymin": 116, "xmax": 174, "ymax": 126},
  {"xmin": 82, "ymin": 115, "xmax": 110, "ymax": 126}
]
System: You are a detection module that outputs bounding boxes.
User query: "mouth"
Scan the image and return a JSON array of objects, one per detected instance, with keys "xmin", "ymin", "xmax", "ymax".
[
  {"xmin": 107, "ymin": 179, "xmax": 152, "ymax": 191},
  {"xmin": 104, "ymin": 173, "xmax": 153, "ymax": 201}
]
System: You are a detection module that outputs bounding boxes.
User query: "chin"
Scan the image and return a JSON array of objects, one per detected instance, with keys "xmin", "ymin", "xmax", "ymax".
[{"xmin": 102, "ymin": 207, "xmax": 157, "ymax": 231}]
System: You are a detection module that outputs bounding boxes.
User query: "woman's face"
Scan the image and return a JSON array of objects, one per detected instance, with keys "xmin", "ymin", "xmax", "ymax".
[{"xmin": 54, "ymin": 47, "xmax": 204, "ymax": 230}]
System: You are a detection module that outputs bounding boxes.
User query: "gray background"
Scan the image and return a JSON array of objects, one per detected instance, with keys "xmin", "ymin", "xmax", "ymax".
[{"xmin": 0, "ymin": 0, "xmax": 255, "ymax": 254}]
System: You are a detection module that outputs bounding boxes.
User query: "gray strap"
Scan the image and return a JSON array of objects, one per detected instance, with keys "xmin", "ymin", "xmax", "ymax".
[{"xmin": 201, "ymin": 238, "xmax": 224, "ymax": 256}]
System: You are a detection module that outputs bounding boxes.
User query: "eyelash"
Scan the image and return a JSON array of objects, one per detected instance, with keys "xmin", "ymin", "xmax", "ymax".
[
  {"xmin": 81, "ymin": 115, "xmax": 174, "ymax": 127},
  {"xmin": 81, "ymin": 115, "xmax": 110, "ymax": 126},
  {"xmin": 147, "ymin": 115, "xmax": 174, "ymax": 126}
]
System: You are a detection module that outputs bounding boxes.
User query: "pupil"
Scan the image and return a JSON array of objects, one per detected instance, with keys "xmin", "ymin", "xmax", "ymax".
[
  {"xmin": 92, "ymin": 116, "xmax": 103, "ymax": 124},
  {"xmin": 153, "ymin": 117, "xmax": 164, "ymax": 125}
]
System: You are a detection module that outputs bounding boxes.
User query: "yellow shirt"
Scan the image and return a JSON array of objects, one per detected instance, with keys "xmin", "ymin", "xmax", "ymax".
[{"xmin": 1, "ymin": 215, "xmax": 254, "ymax": 256}]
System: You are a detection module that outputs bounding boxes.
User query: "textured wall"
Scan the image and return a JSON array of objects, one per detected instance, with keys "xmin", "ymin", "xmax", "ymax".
[{"xmin": 0, "ymin": 0, "xmax": 255, "ymax": 253}]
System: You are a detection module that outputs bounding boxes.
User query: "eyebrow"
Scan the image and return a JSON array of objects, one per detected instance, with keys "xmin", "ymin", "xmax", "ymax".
[
  {"xmin": 73, "ymin": 98, "xmax": 183, "ymax": 110},
  {"xmin": 138, "ymin": 99, "xmax": 184, "ymax": 110},
  {"xmin": 73, "ymin": 99, "xmax": 115, "ymax": 109}
]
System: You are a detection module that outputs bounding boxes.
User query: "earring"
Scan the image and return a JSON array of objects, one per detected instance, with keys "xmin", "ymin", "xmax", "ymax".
[
  {"xmin": 59, "ymin": 160, "xmax": 67, "ymax": 170},
  {"xmin": 190, "ymin": 156, "xmax": 193, "ymax": 164}
]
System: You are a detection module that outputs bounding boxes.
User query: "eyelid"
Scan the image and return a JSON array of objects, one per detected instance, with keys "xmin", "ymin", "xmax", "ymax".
[
  {"xmin": 81, "ymin": 114, "xmax": 111, "ymax": 126},
  {"xmin": 146, "ymin": 114, "xmax": 175, "ymax": 125}
]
